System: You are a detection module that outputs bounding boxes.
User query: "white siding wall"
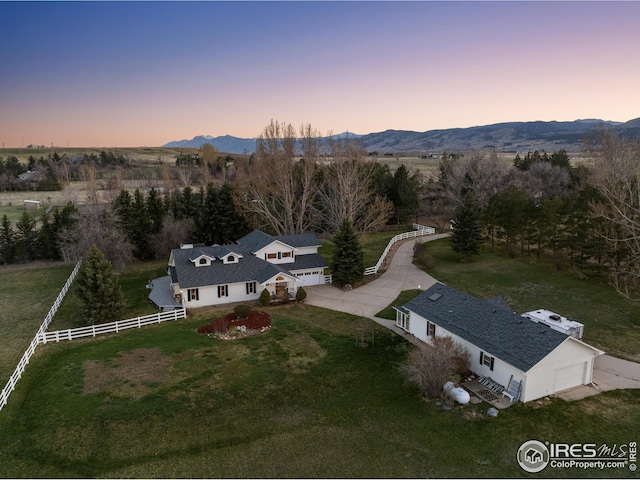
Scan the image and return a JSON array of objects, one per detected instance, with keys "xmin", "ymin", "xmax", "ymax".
[
  {"xmin": 295, "ymin": 246, "xmax": 319, "ymax": 256},
  {"xmin": 521, "ymin": 337, "xmax": 596, "ymax": 402},
  {"xmin": 255, "ymin": 243, "xmax": 296, "ymax": 265},
  {"xmin": 405, "ymin": 312, "xmax": 526, "ymax": 395},
  {"xmin": 182, "ymin": 283, "xmax": 262, "ymax": 308}
]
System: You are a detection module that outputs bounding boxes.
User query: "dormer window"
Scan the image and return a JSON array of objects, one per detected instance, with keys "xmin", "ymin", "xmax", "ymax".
[
  {"xmin": 228, "ymin": 255, "xmax": 235, "ymax": 262},
  {"xmin": 199, "ymin": 258, "xmax": 207, "ymax": 265}
]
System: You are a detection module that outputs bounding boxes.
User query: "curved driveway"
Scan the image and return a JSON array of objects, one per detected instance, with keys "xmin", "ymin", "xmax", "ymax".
[{"xmin": 305, "ymin": 233, "xmax": 447, "ymax": 340}]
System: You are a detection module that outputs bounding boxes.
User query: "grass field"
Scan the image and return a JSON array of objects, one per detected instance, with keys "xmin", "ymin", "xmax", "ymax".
[
  {"xmin": 1, "ymin": 304, "xmax": 638, "ymax": 478},
  {"xmin": 0, "ymin": 263, "xmax": 75, "ymax": 383}
]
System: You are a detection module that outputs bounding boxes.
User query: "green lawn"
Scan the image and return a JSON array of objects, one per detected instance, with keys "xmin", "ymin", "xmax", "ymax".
[
  {"xmin": 415, "ymin": 238, "xmax": 640, "ymax": 359},
  {"xmin": 0, "ymin": 263, "xmax": 75, "ymax": 383},
  {"xmin": 1, "ymin": 304, "xmax": 638, "ymax": 478}
]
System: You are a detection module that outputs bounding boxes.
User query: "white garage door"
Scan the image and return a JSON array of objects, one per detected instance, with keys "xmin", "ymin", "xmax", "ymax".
[
  {"xmin": 296, "ymin": 271, "xmax": 323, "ymax": 286},
  {"xmin": 554, "ymin": 363, "xmax": 587, "ymax": 393}
]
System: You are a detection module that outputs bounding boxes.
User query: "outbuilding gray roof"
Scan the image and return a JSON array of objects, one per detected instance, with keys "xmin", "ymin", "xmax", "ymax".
[{"xmin": 403, "ymin": 283, "xmax": 568, "ymax": 372}]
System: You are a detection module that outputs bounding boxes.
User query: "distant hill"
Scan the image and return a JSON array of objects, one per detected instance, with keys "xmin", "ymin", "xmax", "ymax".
[
  {"xmin": 164, "ymin": 135, "xmax": 256, "ymax": 153},
  {"xmin": 164, "ymin": 118, "xmax": 639, "ymax": 154}
]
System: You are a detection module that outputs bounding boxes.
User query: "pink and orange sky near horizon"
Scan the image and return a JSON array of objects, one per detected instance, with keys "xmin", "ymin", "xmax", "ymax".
[{"xmin": 1, "ymin": 1, "xmax": 639, "ymax": 148}]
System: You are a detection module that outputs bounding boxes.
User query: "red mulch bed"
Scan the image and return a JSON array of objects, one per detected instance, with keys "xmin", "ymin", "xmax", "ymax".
[{"xmin": 197, "ymin": 310, "xmax": 271, "ymax": 334}]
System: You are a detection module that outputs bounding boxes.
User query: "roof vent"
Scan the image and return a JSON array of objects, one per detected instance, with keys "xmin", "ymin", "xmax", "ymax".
[
  {"xmin": 549, "ymin": 314, "xmax": 561, "ymax": 321},
  {"xmin": 429, "ymin": 293, "xmax": 442, "ymax": 302}
]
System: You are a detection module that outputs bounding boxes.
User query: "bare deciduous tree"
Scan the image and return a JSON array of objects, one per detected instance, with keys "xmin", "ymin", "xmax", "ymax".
[
  {"xmin": 436, "ymin": 152, "xmax": 512, "ymax": 208},
  {"xmin": 399, "ymin": 336, "xmax": 470, "ymax": 399},
  {"xmin": 587, "ymin": 130, "xmax": 640, "ymax": 299},
  {"xmin": 317, "ymin": 137, "xmax": 393, "ymax": 234},
  {"xmin": 58, "ymin": 205, "xmax": 134, "ymax": 271},
  {"xmin": 235, "ymin": 120, "xmax": 320, "ymax": 234},
  {"xmin": 150, "ymin": 217, "xmax": 195, "ymax": 260}
]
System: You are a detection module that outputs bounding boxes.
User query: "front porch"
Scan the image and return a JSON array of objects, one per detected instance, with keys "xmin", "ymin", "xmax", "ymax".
[{"xmin": 148, "ymin": 276, "xmax": 183, "ymax": 311}]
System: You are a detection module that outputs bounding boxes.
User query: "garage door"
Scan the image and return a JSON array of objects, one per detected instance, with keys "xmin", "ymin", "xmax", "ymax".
[
  {"xmin": 296, "ymin": 271, "xmax": 323, "ymax": 286},
  {"xmin": 554, "ymin": 363, "xmax": 587, "ymax": 393}
]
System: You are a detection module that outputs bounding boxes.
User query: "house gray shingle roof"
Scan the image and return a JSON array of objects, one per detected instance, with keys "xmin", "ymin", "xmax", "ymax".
[
  {"xmin": 403, "ymin": 283, "xmax": 568, "ymax": 372},
  {"xmin": 170, "ymin": 240, "xmax": 326, "ymax": 289},
  {"xmin": 171, "ymin": 244, "xmax": 292, "ymax": 289},
  {"xmin": 237, "ymin": 230, "xmax": 322, "ymax": 251}
]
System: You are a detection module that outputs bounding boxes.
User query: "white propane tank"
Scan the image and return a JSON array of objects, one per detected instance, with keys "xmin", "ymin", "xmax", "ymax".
[{"xmin": 444, "ymin": 381, "xmax": 470, "ymax": 405}]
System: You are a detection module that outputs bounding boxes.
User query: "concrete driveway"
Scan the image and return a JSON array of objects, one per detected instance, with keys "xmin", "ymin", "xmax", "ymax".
[{"xmin": 305, "ymin": 233, "xmax": 447, "ymax": 319}]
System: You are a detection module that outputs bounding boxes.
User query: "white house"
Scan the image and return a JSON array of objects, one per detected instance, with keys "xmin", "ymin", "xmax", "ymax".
[
  {"xmin": 150, "ymin": 230, "xmax": 328, "ymax": 310},
  {"xmin": 395, "ymin": 283, "xmax": 604, "ymax": 403}
]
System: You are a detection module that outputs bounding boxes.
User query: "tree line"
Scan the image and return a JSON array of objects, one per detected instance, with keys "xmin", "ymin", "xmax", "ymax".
[
  {"xmin": 444, "ymin": 130, "xmax": 640, "ymax": 299},
  {"xmin": 1, "ymin": 121, "xmax": 638, "ymax": 298}
]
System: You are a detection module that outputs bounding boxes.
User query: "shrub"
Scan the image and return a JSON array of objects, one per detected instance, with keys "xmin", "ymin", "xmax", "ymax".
[
  {"xmin": 259, "ymin": 288, "xmax": 271, "ymax": 306},
  {"xmin": 234, "ymin": 304, "xmax": 252, "ymax": 320},
  {"xmin": 399, "ymin": 336, "xmax": 470, "ymax": 399},
  {"xmin": 295, "ymin": 287, "xmax": 307, "ymax": 302}
]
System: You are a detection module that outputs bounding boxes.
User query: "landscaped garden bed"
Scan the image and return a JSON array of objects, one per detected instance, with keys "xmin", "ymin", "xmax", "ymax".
[{"xmin": 197, "ymin": 309, "xmax": 271, "ymax": 340}]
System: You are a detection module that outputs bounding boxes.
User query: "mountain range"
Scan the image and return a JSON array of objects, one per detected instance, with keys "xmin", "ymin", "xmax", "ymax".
[{"xmin": 164, "ymin": 118, "xmax": 640, "ymax": 154}]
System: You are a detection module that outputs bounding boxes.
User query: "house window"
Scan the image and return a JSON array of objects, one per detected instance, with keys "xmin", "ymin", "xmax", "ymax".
[
  {"xmin": 281, "ymin": 252, "xmax": 291, "ymax": 258},
  {"xmin": 227, "ymin": 255, "xmax": 235, "ymax": 262},
  {"xmin": 246, "ymin": 282, "xmax": 256, "ymax": 295},
  {"xmin": 480, "ymin": 351, "xmax": 495, "ymax": 371},
  {"xmin": 188, "ymin": 288, "xmax": 199, "ymax": 301},
  {"xmin": 426, "ymin": 321, "xmax": 436, "ymax": 337},
  {"xmin": 267, "ymin": 253, "xmax": 277, "ymax": 260},
  {"xmin": 218, "ymin": 285, "xmax": 228, "ymax": 298},
  {"xmin": 199, "ymin": 258, "xmax": 207, "ymax": 265}
]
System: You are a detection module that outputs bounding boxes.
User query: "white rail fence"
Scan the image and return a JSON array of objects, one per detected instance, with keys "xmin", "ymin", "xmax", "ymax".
[
  {"xmin": 364, "ymin": 224, "xmax": 435, "ymax": 276},
  {"xmin": 0, "ymin": 260, "xmax": 82, "ymax": 412},
  {"xmin": 0, "ymin": 260, "xmax": 187, "ymax": 413},
  {"xmin": 39, "ymin": 309, "xmax": 186, "ymax": 344}
]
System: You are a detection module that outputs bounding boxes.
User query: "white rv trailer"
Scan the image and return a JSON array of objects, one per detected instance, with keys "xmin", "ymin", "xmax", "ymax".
[{"xmin": 521, "ymin": 309, "xmax": 584, "ymax": 340}]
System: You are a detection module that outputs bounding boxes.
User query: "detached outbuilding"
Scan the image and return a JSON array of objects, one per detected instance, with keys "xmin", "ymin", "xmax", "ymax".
[
  {"xmin": 396, "ymin": 283, "xmax": 604, "ymax": 403},
  {"xmin": 24, "ymin": 200, "xmax": 41, "ymax": 210}
]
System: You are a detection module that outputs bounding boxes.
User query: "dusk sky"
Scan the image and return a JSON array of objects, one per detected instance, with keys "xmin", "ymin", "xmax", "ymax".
[{"xmin": 1, "ymin": 1, "xmax": 639, "ymax": 148}]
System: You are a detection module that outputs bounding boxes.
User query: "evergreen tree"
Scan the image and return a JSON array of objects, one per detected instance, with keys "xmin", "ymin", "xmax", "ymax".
[
  {"xmin": 390, "ymin": 164, "xmax": 422, "ymax": 224},
  {"xmin": 131, "ymin": 189, "xmax": 153, "ymax": 260},
  {"xmin": 145, "ymin": 187, "xmax": 165, "ymax": 235},
  {"xmin": 217, "ymin": 183, "xmax": 250, "ymax": 243},
  {"xmin": 0, "ymin": 215, "xmax": 16, "ymax": 264},
  {"xmin": 450, "ymin": 192, "xmax": 483, "ymax": 261},
  {"xmin": 332, "ymin": 218, "xmax": 364, "ymax": 286},
  {"xmin": 15, "ymin": 211, "xmax": 39, "ymax": 262},
  {"xmin": 76, "ymin": 245, "xmax": 124, "ymax": 325},
  {"xmin": 38, "ymin": 213, "xmax": 58, "ymax": 260}
]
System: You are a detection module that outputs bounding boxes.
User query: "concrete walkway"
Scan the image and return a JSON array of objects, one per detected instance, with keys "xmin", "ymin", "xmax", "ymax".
[{"xmin": 306, "ymin": 232, "xmax": 640, "ymax": 400}]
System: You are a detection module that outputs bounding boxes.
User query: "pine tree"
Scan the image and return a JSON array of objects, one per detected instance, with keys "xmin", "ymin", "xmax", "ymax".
[
  {"xmin": 76, "ymin": 245, "xmax": 125, "ymax": 325},
  {"xmin": 0, "ymin": 215, "xmax": 16, "ymax": 264},
  {"xmin": 16, "ymin": 211, "xmax": 39, "ymax": 262},
  {"xmin": 332, "ymin": 218, "xmax": 364, "ymax": 286},
  {"xmin": 450, "ymin": 192, "xmax": 483, "ymax": 261}
]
